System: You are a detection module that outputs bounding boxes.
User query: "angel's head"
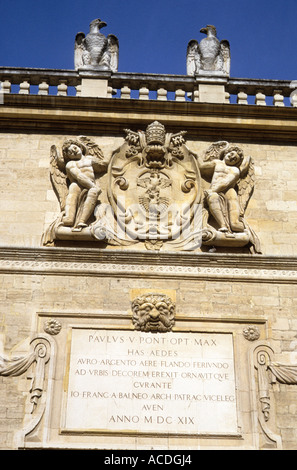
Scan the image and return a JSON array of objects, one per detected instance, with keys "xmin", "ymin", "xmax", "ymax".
[
  {"xmin": 62, "ymin": 139, "xmax": 87, "ymax": 162},
  {"xmin": 221, "ymin": 145, "xmax": 243, "ymax": 167}
]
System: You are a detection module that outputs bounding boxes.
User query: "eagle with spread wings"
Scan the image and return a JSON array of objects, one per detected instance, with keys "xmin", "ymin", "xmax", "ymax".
[
  {"xmin": 187, "ymin": 25, "xmax": 230, "ymax": 76},
  {"xmin": 74, "ymin": 18, "xmax": 119, "ymax": 72}
]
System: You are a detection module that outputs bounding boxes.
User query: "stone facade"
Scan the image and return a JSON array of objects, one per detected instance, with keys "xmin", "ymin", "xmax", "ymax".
[{"xmin": 1, "ymin": 58, "xmax": 297, "ymax": 450}]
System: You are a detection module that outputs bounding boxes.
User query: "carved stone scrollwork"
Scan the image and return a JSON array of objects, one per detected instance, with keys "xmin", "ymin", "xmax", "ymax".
[
  {"xmin": 131, "ymin": 293, "xmax": 176, "ymax": 333},
  {"xmin": 254, "ymin": 346, "xmax": 273, "ymax": 422},
  {"xmin": 252, "ymin": 343, "xmax": 282, "ymax": 449},
  {"xmin": 0, "ymin": 335, "xmax": 53, "ymax": 414},
  {"xmin": 252, "ymin": 342, "xmax": 297, "ymax": 449}
]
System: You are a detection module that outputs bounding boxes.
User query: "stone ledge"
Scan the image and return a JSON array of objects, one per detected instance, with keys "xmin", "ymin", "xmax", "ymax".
[
  {"xmin": 2, "ymin": 94, "xmax": 297, "ymax": 142},
  {"xmin": 0, "ymin": 246, "xmax": 296, "ymax": 283}
]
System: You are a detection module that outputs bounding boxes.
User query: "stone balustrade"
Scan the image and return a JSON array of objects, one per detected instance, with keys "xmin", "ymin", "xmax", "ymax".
[{"xmin": 1, "ymin": 67, "xmax": 297, "ymax": 107}]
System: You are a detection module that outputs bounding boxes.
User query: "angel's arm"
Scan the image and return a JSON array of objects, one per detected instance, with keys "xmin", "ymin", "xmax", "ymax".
[
  {"xmin": 196, "ymin": 155, "xmax": 216, "ymax": 171},
  {"xmin": 239, "ymin": 155, "xmax": 251, "ymax": 177}
]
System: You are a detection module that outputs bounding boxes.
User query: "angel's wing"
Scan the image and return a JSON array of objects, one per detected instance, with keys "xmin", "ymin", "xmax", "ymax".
[
  {"xmin": 237, "ymin": 156, "xmax": 255, "ymax": 216},
  {"xmin": 49, "ymin": 145, "xmax": 68, "ymax": 211},
  {"xmin": 74, "ymin": 32, "xmax": 85, "ymax": 69},
  {"xmin": 203, "ymin": 141, "xmax": 229, "ymax": 161},
  {"xmin": 107, "ymin": 34, "xmax": 119, "ymax": 72},
  {"xmin": 220, "ymin": 40, "xmax": 230, "ymax": 75},
  {"xmin": 187, "ymin": 40, "xmax": 199, "ymax": 76},
  {"xmin": 78, "ymin": 136, "xmax": 108, "ymax": 172}
]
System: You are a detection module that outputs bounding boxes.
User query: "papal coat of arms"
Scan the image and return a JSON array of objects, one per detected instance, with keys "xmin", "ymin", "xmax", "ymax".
[{"xmin": 43, "ymin": 121, "xmax": 260, "ymax": 253}]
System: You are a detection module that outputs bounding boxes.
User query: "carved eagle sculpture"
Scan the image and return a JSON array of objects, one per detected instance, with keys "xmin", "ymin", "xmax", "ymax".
[
  {"xmin": 187, "ymin": 25, "xmax": 230, "ymax": 76},
  {"xmin": 74, "ymin": 18, "xmax": 119, "ymax": 72}
]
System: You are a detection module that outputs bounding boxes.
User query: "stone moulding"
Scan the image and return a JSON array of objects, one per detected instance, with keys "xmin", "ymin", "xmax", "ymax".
[
  {"xmin": 2, "ymin": 93, "xmax": 297, "ymax": 143},
  {"xmin": 0, "ymin": 247, "xmax": 297, "ymax": 283}
]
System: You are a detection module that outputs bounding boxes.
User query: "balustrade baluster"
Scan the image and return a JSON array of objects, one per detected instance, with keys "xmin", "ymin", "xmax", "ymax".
[
  {"xmin": 237, "ymin": 90, "xmax": 248, "ymax": 104},
  {"xmin": 255, "ymin": 90, "xmax": 266, "ymax": 106},
  {"xmin": 224, "ymin": 92, "xmax": 230, "ymax": 104},
  {"xmin": 290, "ymin": 90, "xmax": 297, "ymax": 107},
  {"xmin": 120, "ymin": 84, "xmax": 131, "ymax": 99},
  {"xmin": 38, "ymin": 80, "xmax": 49, "ymax": 96},
  {"xmin": 1, "ymin": 79, "xmax": 11, "ymax": 94},
  {"xmin": 75, "ymin": 84, "xmax": 82, "ymax": 96},
  {"xmin": 57, "ymin": 80, "xmax": 68, "ymax": 96},
  {"xmin": 192, "ymin": 89, "xmax": 199, "ymax": 102},
  {"xmin": 273, "ymin": 90, "xmax": 284, "ymax": 107},
  {"xmin": 175, "ymin": 88, "xmax": 186, "ymax": 102},
  {"xmin": 139, "ymin": 85, "xmax": 149, "ymax": 100},
  {"xmin": 19, "ymin": 80, "xmax": 30, "ymax": 95},
  {"xmin": 157, "ymin": 87, "xmax": 167, "ymax": 101}
]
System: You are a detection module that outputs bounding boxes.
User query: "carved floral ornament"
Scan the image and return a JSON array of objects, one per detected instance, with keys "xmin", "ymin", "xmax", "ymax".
[
  {"xmin": 42, "ymin": 122, "xmax": 261, "ymax": 254},
  {"xmin": 243, "ymin": 326, "xmax": 260, "ymax": 341}
]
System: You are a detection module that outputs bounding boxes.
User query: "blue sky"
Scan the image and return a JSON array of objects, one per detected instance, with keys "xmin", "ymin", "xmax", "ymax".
[{"xmin": 1, "ymin": 0, "xmax": 297, "ymax": 80}]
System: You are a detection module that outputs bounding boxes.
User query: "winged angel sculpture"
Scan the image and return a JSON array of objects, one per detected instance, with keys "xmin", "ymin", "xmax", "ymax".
[
  {"xmin": 42, "ymin": 136, "xmax": 108, "ymax": 245},
  {"xmin": 197, "ymin": 141, "xmax": 261, "ymax": 253},
  {"xmin": 74, "ymin": 18, "xmax": 119, "ymax": 72},
  {"xmin": 187, "ymin": 25, "xmax": 230, "ymax": 76}
]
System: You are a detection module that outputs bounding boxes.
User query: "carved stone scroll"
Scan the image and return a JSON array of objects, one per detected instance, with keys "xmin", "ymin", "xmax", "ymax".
[
  {"xmin": 252, "ymin": 343, "xmax": 297, "ymax": 449},
  {"xmin": 0, "ymin": 335, "xmax": 53, "ymax": 414}
]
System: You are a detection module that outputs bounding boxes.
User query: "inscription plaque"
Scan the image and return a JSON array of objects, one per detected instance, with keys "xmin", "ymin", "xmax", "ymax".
[{"xmin": 63, "ymin": 328, "xmax": 238, "ymax": 435}]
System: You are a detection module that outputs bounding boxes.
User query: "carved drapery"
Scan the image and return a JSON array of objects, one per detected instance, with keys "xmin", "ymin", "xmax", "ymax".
[
  {"xmin": 268, "ymin": 363, "xmax": 297, "ymax": 385},
  {"xmin": 0, "ymin": 335, "xmax": 52, "ymax": 413},
  {"xmin": 253, "ymin": 343, "xmax": 297, "ymax": 449}
]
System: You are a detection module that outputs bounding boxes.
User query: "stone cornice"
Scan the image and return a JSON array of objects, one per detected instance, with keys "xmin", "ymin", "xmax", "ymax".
[
  {"xmin": 1, "ymin": 94, "xmax": 297, "ymax": 142},
  {"xmin": 0, "ymin": 246, "xmax": 296, "ymax": 283}
]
